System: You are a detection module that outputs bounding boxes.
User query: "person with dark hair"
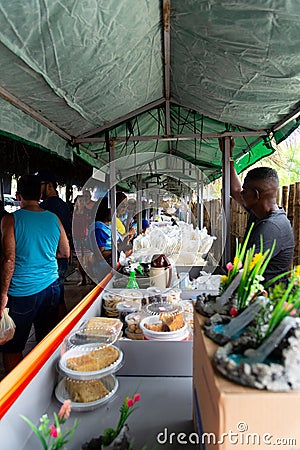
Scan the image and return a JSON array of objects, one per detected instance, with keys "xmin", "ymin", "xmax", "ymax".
[
  {"xmin": 0, "ymin": 174, "xmax": 70, "ymax": 374},
  {"xmin": 219, "ymin": 137, "xmax": 294, "ymax": 282},
  {"xmin": 37, "ymin": 170, "xmax": 72, "ymax": 319}
]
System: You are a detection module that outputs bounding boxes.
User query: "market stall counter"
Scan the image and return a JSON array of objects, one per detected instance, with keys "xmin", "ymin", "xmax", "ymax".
[
  {"xmin": 193, "ymin": 312, "xmax": 300, "ymax": 450},
  {"xmin": 0, "ymin": 271, "xmax": 196, "ymax": 450}
]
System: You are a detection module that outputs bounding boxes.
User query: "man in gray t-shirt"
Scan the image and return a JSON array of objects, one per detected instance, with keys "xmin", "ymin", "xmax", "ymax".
[{"xmin": 220, "ymin": 138, "xmax": 295, "ymax": 283}]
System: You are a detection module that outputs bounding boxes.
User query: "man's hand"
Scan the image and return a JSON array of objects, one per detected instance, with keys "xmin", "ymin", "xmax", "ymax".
[
  {"xmin": 0, "ymin": 294, "xmax": 8, "ymax": 318},
  {"xmin": 218, "ymin": 137, "xmax": 235, "ymax": 157}
]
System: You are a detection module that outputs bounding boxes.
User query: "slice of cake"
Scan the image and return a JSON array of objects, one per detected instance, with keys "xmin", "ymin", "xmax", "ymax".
[
  {"xmin": 66, "ymin": 346, "xmax": 119, "ymax": 372},
  {"xmin": 65, "ymin": 378, "xmax": 109, "ymax": 402}
]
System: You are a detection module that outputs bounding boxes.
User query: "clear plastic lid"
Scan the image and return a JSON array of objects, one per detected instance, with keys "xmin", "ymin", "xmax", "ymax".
[
  {"xmin": 143, "ymin": 301, "xmax": 183, "ymax": 316},
  {"xmin": 58, "ymin": 343, "xmax": 123, "ymax": 380},
  {"xmin": 116, "ymin": 300, "xmax": 141, "ymax": 313},
  {"xmin": 124, "ymin": 312, "xmax": 145, "ymax": 325},
  {"xmin": 55, "ymin": 374, "xmax": 118, "ymax": 411},
  {"xmin": 65, "ymin": 317, "xmax": 123, "ymax": 348},
  {"xmin": 119, "ymin": 289, "xmax": 144, "ymax": 302}
]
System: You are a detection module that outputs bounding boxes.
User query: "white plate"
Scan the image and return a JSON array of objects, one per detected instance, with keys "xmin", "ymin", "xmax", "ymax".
[
  {"xmin": 55, "ymin": 375, "xmax": 118, "ymax": 411},
  {"xmin": 58, "ymin": 344, "xmax": 124, "ymax": 380}
]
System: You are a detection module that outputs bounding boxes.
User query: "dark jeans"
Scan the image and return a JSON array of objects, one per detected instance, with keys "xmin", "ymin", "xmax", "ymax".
[
  {"xmin": 57, "ymin": 258, "xmax": 68, "ymax": 304},
  {"xmin": 1, "ymin": 279, "xmax": 60, "ymax": 353}
]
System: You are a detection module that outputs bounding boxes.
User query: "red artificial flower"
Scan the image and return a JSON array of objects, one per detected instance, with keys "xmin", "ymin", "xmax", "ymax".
[
  {"xmin": 127, "ymin": 398, "xmax": 134, "ymax": 408},
  {"xmin": 133, "ymin": 393, "xmax": 141, "ymax": 403},
  {"xmin": 49, "ymin": 425, "xmax": 58, "ymax": 438},
  {"xmin": 230, "ymin": 307, "xmax": 238, "ymax": 317}
]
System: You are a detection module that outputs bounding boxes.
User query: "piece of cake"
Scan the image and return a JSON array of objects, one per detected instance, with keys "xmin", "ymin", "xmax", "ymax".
[
  {"xmin": 65, "ymin": 378, "xmax": 109, "ymax": 403},
  {"xmin": 66, "ymin": 346, "xmax": 119, "ymax": 372},
  {"xmin": 159, "ymin": 312, "xmax": 184, "ymax": 331}
]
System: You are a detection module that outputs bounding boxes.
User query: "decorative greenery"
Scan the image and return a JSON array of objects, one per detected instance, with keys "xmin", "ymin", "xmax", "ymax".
[
  {"xmin": 235, "ymin": 238, "xmax": 276, "ymax": 311},
  {"xmin": 21, "ymin": 400, "xmax": 78, "ymax": 450},
  {"xmin": 102, "ymin": 393, "xmax": 141, "ymax": 448},
  {"xmin": 219, "ymin": 223, "xmax": 254, "ymax": 294},
  {"xmin": 264, "ymin": 265, "xmax": 300, "ymax": 340}
]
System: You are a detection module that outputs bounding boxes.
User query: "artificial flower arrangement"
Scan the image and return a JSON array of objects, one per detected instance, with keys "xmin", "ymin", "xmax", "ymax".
[
  {"xmin": 252, "ymin": 265, "xmax": 300, "ymax": 342},
  {"xmin": 21, "ymin": 400, "xmax": 78, "ymax": 450},
  {"xmin": 21, "ymin": 393, "xmax": 143, "ymax": 450},
  {"xmin": 81, "ymin": 392, "xmax": 144, "ymax": 450},
  {"xmin": 219, "ymin": 223, "xmax": 278, "ymax": 315}
]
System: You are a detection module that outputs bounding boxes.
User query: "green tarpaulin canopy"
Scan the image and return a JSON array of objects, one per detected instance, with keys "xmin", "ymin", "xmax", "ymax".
[{"xmin": 0, "ymin": 0, "xmax": 299, "ymax": 183}]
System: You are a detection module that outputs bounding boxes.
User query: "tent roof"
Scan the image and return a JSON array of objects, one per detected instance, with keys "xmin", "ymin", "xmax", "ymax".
[{"xmin": 0, "ymin": 0, "xmax": 299, "ymax": 185}]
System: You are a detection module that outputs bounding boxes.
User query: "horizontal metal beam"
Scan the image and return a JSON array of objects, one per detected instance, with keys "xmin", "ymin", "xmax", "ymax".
[
  {"xmin": 76, "ymin": 98, "xmax": 165, "ymax": 140},
  {"xmin": 75, "ymin": 130, "xmax": 268, "ymax": 144},
  {"xmin": 272, "ymin": 105, "xmax": 300, "ymax": 132},
  {"xmin": 0, "ymin": 86, "xmax": 72, "ymax": 141}
]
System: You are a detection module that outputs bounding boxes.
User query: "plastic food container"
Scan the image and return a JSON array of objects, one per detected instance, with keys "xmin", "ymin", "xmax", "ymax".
[
  {"xmin": 140, "ymin": 315, "xmax": 188, "ymax": 341},
  {"xmin": 180, "ymin": 300, "xmax": 194, "ymax": 314},
  {"xmin": 143, "ymin": 301, "xmax": 183, "ymax": 317},
  {"xmin": 103, "ymin": 305, "xmax": 120, "ymax": 318},
  {"xmin": 116, "ymin": 301, "xmax": 141, "ymax": 330},
  {"xmin": 64, "ymin": 317, "xmax": 123, "ymax": 349},
  {"xmin": 125, "ymin": 312, "xmax": 145, "ymax": 337},
  {"xmin": 55, "ymin": 374, "xmax": 118, "ymax": 411},
  {"xmin": 146, "ymin": 287, "xmax": 168, "ymax": 304},
  {"xmin": 119, "ymin": 289, "xmax": 144, "ymax": 307},
  {"xmin": 58, "ymin": 343, "xmax": 123, "ymax": 380},
  {"xmin": 184, "ymin": 312, "xmax": 194, "ymax": 329},
  {"xmin": 102, "ymin": 292, "xmax": 122, "ymax": 309},
  {"xmin": 166, "ymin": 288, "xmax": 182, "ymax": 303},
  {"xmin": 124, "ymin": 328, "xmax": 144, "ymax": 340}
]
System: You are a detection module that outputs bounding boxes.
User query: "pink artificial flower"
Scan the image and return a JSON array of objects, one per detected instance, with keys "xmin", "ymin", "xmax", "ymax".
[
  {"xmin": 133, "ymin": 393, "xmax": 141, "ymax": 403},
  {"xmin": 49, "ymin": 425, "xmax": 58, "ymax": 438},
  {"xmin": 127, "ymin": 398, "xmax": 134, "ymax": 408},
  {"xmin": 226, "ymin": 262, "xmax": 233, "ymax": 271},
  {"xmin": 58, "ymin": 399, "xmax": 72, "ymax": 422},
  {"xmin": 284, "ymin": 302, "xmax": 297, "ymax": 316},
  {"xmin": 230, "ymin": 307, "xmax": 238, "ymax": 317},
  {"xmin": 238, "ymin": 262, "xmax": 243, "ymax": 269}
]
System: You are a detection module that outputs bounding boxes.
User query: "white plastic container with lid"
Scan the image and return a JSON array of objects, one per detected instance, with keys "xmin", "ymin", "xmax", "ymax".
[
  {"xmin": 55, "ymin": 374, "xmax": 119, "ymax": 411},
  {"xmin": 140, "ymin": 315, "xmax": 189, "ymax": 341},
  {"xmin": 124, "ymin": 312, "xmax": 145, "ymax": 338},
  {"xmin": 116, "ymin": 301, "xmax": 141, "ymax": 330},
  {"xmin": 119, "ymin": 289, "xmax": 144, "ymax": 306},
  {"xmin": 58, "ymin": 342, "xmax": 124, "ymax": 380}
]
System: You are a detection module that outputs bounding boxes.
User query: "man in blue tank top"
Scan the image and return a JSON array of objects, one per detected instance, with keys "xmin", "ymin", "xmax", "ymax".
[{"xmin": 0, "ymin": 174, "xmax": 70, "ymax": 374}]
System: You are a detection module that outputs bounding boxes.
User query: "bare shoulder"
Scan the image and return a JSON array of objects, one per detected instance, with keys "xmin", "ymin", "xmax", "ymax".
[{"xmin": 1, "ymin": 213, "xmax": 14, "ymax": 228}]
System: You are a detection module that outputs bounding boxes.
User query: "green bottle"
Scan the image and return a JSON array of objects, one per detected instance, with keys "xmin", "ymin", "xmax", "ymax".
[{"xmin": 126, "ymin": 270, "xmax": 139, "ymax": 289}]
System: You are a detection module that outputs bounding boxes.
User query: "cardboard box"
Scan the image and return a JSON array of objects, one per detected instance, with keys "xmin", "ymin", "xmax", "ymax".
[{"xmin": 193, "ymin": 312, "xmax": 300, "ymax": 450}]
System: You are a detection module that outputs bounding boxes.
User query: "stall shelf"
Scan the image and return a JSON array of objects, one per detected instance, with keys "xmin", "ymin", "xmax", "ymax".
[
  {"xmin": 0, "ymin": 271, "xmax": 195, "ymax": 450},
  {"xmin": 193, "ymin": 312, "xmax": 300, "ymax": 450}
]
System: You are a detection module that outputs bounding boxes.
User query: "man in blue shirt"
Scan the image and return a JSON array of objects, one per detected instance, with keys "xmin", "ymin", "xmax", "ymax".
[{"xmin": 37, "ymin": 170, "xmax": 72, "ymax": 319}]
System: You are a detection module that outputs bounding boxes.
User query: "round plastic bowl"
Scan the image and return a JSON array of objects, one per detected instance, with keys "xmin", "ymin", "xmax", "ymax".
[{"xmin": 140, "ymin": 315, "xmax": 188, "ymax": 341}]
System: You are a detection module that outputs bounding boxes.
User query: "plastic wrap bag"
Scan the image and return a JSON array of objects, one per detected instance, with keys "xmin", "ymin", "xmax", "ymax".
[{"xmin": 0, "ymin": 308, "xmax": 16, "ymax": 345}]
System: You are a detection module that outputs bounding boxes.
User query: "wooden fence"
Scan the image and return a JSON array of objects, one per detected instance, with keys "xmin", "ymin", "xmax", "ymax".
[{"xmin": 202, "ymin": 182, "xmax": 300, "ymax": 266}]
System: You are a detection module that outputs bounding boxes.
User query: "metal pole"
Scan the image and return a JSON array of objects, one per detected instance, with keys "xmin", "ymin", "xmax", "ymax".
[
  {"xmin": 107, "ymin": 134, "xmax": 118, "ymax": 268},
  {"xmin": 222, "ymin": 137, "xmax": 231, "ymax": 267},
  {"xmin": 136, "ymin": 174, "xmax": 142, "ymax": 234}
]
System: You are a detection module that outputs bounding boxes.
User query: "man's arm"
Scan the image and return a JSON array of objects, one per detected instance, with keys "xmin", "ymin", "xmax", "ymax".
[
  {"xmin": 219, "ymin": 137, "xmax": 243, "ymax": 206},
  {"xmin": 1, "ymin": 214, "xmax": 15, "ymax": 316},
  {"xmin": 56, "ymin": 219, "xmax": 70, "ymax": 259}
]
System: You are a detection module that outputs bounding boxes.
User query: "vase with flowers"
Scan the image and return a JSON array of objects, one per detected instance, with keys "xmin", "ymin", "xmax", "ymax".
[{"xmin": 81, "ymin": 392, "xmax": 143, "ymax": 450}]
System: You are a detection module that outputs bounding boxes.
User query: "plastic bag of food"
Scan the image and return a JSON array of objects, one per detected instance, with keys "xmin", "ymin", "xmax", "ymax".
[{"xmin": 0, "ymin": 308, "xmax": 16, "ymax": 345}]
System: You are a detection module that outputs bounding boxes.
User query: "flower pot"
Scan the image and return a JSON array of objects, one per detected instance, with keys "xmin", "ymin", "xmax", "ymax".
[{"xmin": 81, "ymin": 425, "xmax": 131, "ymax": 450}]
